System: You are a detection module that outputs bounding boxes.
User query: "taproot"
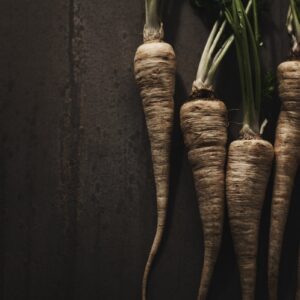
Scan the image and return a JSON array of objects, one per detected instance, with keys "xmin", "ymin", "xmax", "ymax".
[
  {"xmin": 181, "ymin": 98, "xmax": 227, "ymax": 300},
  {"xmin": 227, "ymin": 139, "xmax": 274, "ymax": 300},
  {"xmin": 134, "ymin": 26, "xmax": 176, "ymax": 300},
  {"xmin": 268, "ymin": 60, "xmax": 300, "ymax": 300}
]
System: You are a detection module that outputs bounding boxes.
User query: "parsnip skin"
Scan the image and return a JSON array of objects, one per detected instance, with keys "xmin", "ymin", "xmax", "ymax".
[
  {"xmin": 226, "ymin": 139, "xmax": 274, "ymax": 300},
  {"xmin": 180, "ymin": 99, "xmax": 227, "ymax": 300},
  {"xmin": 268, "ymin": 60, "xmax": 300, "ymax": 300},
  {"xmin": 134, "ymin": 26, "xmax": 176, "ymax": 300}
]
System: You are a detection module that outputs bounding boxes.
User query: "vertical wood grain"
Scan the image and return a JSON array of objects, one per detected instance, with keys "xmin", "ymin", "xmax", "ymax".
[{"xmin": 0, "ymin": 0, "xmax": 298, "ymax": 299}]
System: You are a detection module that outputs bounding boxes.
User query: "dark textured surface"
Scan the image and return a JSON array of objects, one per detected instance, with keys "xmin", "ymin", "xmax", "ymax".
[{"xmin": 0, "ymin": 0, "xmax": 299, "ymax": 300}]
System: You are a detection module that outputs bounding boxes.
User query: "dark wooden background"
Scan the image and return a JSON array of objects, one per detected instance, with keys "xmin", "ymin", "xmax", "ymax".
[{"xmin": 0, "ymin": 0, "xmax": 299, "ymax": 299}]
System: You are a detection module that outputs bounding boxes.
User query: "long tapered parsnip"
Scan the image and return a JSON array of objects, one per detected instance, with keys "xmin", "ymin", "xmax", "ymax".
[
  {"xmin": 181, "ymin": 97, "xmax": 227, "ymax": 300},
  {"xmin": 134, "ymin": 2, "xmax": 176, "ymax": 298},
  {"xmin": 268, "ymin": 60, "xmax": 300, "ymax": 300},
  {"xmin": 223, "ymin": 1, "xmax": 275, "ymax": 299},
  {"xmin": 178, "ymin": 4, "xmax": 240, "ymax": 296},
  {"xmin": 226, "ymin": 139, "xmax": 274, "ymax": 300},
  {"xmin": 268, "ymin": 2, "xmax": 300, "ymax": 297},
  {"xmin": 183, "ymin": 3, "xmax": 255, "ymax": 298}
]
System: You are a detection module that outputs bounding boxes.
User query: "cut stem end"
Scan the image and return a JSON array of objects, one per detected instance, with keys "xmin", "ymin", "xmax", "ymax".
[{"xmin": 143, "ymin": 23, "xmax": 164, "ymax": 42}]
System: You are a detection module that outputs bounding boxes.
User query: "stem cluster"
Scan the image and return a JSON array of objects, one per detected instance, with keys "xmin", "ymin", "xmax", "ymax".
[
  {"xmin": 195, "ymin": 18, "xmax": 234, "ymax": 91},
  {"xmin": 287, "ymin": 0, "xmax": 300, "ymax": 56},
  {"xmin": 224, "ymin": 0, "xmax": 261, "ymax": 136},
  {"xmin": 196, "ymin": 0, "xmax": 254, "ymax": 90},
  {"xmin": 195, "ymin": 0, "xmax": 262, "ymax": 136}
]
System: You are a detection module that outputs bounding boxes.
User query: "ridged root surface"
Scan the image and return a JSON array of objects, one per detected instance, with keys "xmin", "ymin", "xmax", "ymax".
[
  {"xmin": 269, "ymin": 61, "xmax": 300, "ymax": 300},
  {"xmin": 226, "ymin": 139, "xmax": 274, "ymax": 300},
  {"xmin": 134, "ymin": 41, "xmax": 176, "ymax": 300},
  {"xmin": 180, "ymin": 99, "xmax": 228, "ymax": 300}
]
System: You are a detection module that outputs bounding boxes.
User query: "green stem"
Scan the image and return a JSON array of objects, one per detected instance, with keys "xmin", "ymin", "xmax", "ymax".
[
  {"xmin": 196, "ymin": 1, "xmax": 253, "ymax": 89},
  {"xmin": 237, "ymin": 0, "xmax": 256, "ymax": 128},
  {"xmin": 236, "ymin": 42, "xmax": 248, "ymax": 123},
  {"xmin": 252, "ymin": 0, "xmax": 260, "ymax": 44},
  {"xmin": 205, "ymin": 35, "xmax": 234, "ymax": 87},
  {"xmin": 145, "ymin": 0, "xmax": 161, "ymax": 30},
  {"xmin": 217, "ymin": 8, "xmax": 247, "ymax": 101},
  {"xmin": 225, "ymin": 0, "xmax": 260, "ymax": 134},
  {"xmin": 291, "ymin": 0, "xmax": 300, "ymax": 42},
  {"xmin": 287, "ymin": 7, "xmax": 293, "ymax": 35},
  {"xmin": 243, "ymin": 5, "xmax": 261, "ymax": 122},
  {"xmin": 196, "ymin": 20, "xmax": 220, "ymax": 82},
  {"xmin": 201, "ymin": 20, "xmax": 227, "ymax": 81}
]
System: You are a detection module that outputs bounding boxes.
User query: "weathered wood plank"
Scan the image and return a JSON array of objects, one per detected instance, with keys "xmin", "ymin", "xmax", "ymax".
[
  {"xmin": 0, "ymin": 1, "xmax": 72, "ymax": 299},
  {"xmin": 0, "ymin": 0, "xmax": 298, "ymax": 299}
]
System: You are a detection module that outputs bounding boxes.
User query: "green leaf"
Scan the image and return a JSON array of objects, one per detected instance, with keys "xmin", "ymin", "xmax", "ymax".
[{"xmin": 294, "ymin": 0, "xmax": 300, "ymax": 19}]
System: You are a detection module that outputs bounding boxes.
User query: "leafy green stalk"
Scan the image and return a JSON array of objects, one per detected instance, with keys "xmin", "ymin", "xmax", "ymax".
[
  {"xmin": 225, "ymin": 0, "xmax": 261, "ymax": 134},
  {"xmin": 287, "ymin": 1, "xmax": 300, "ymax": 56},
  {"xmin": 201, "ymin": 20, "xmax": 227, "ymax": 81},
  {"xmin": 252, "ymin": 0, "xmax": 260, "ymax": 44},
  {"xmin": 244, "ymin": 5, "xmax": 261, "ymax": 120},
  {"xmin": 205, "ymin": 35, "xmax": 234, "ymax": 86},
  {"xmin": 236, "ymin": 0, "xmax": 257, "ymax": 130},
  {"xmin": 195, "ymin": 18, "xmax": 232, "ymax": 90},
  {"xmin": 290, "ymin": 0, "xmax": 300, "ymax": 42},
  {"xmin": 194, "ymin": 1, "xmax": 253, "ymax": 91},
  {"xmin": 291, "ymin": 0, "xmax": 300, "ymax": 34},
  {"xmin": 196, "ymin": 20, "xmax": 221, "ymax": 83}
]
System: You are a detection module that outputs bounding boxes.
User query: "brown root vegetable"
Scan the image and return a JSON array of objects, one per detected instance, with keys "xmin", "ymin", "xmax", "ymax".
[
  {"xmin": 134, "ymin": 26, "xmax": 176, "ymax": 300},
  {"xmin": 268, "ymin": 61, "xmax": 300, "ymax": 300},
  {"xmin": 178, "ymin": 10, "xmax": 234, "ymax": 298},
  {"xmin": 226, "ymin": 138, "xmax": 274, "ymax": 300},
  {"xmin": 180, "ymin": 98, "xmax": 227, "ymax": 300}
]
